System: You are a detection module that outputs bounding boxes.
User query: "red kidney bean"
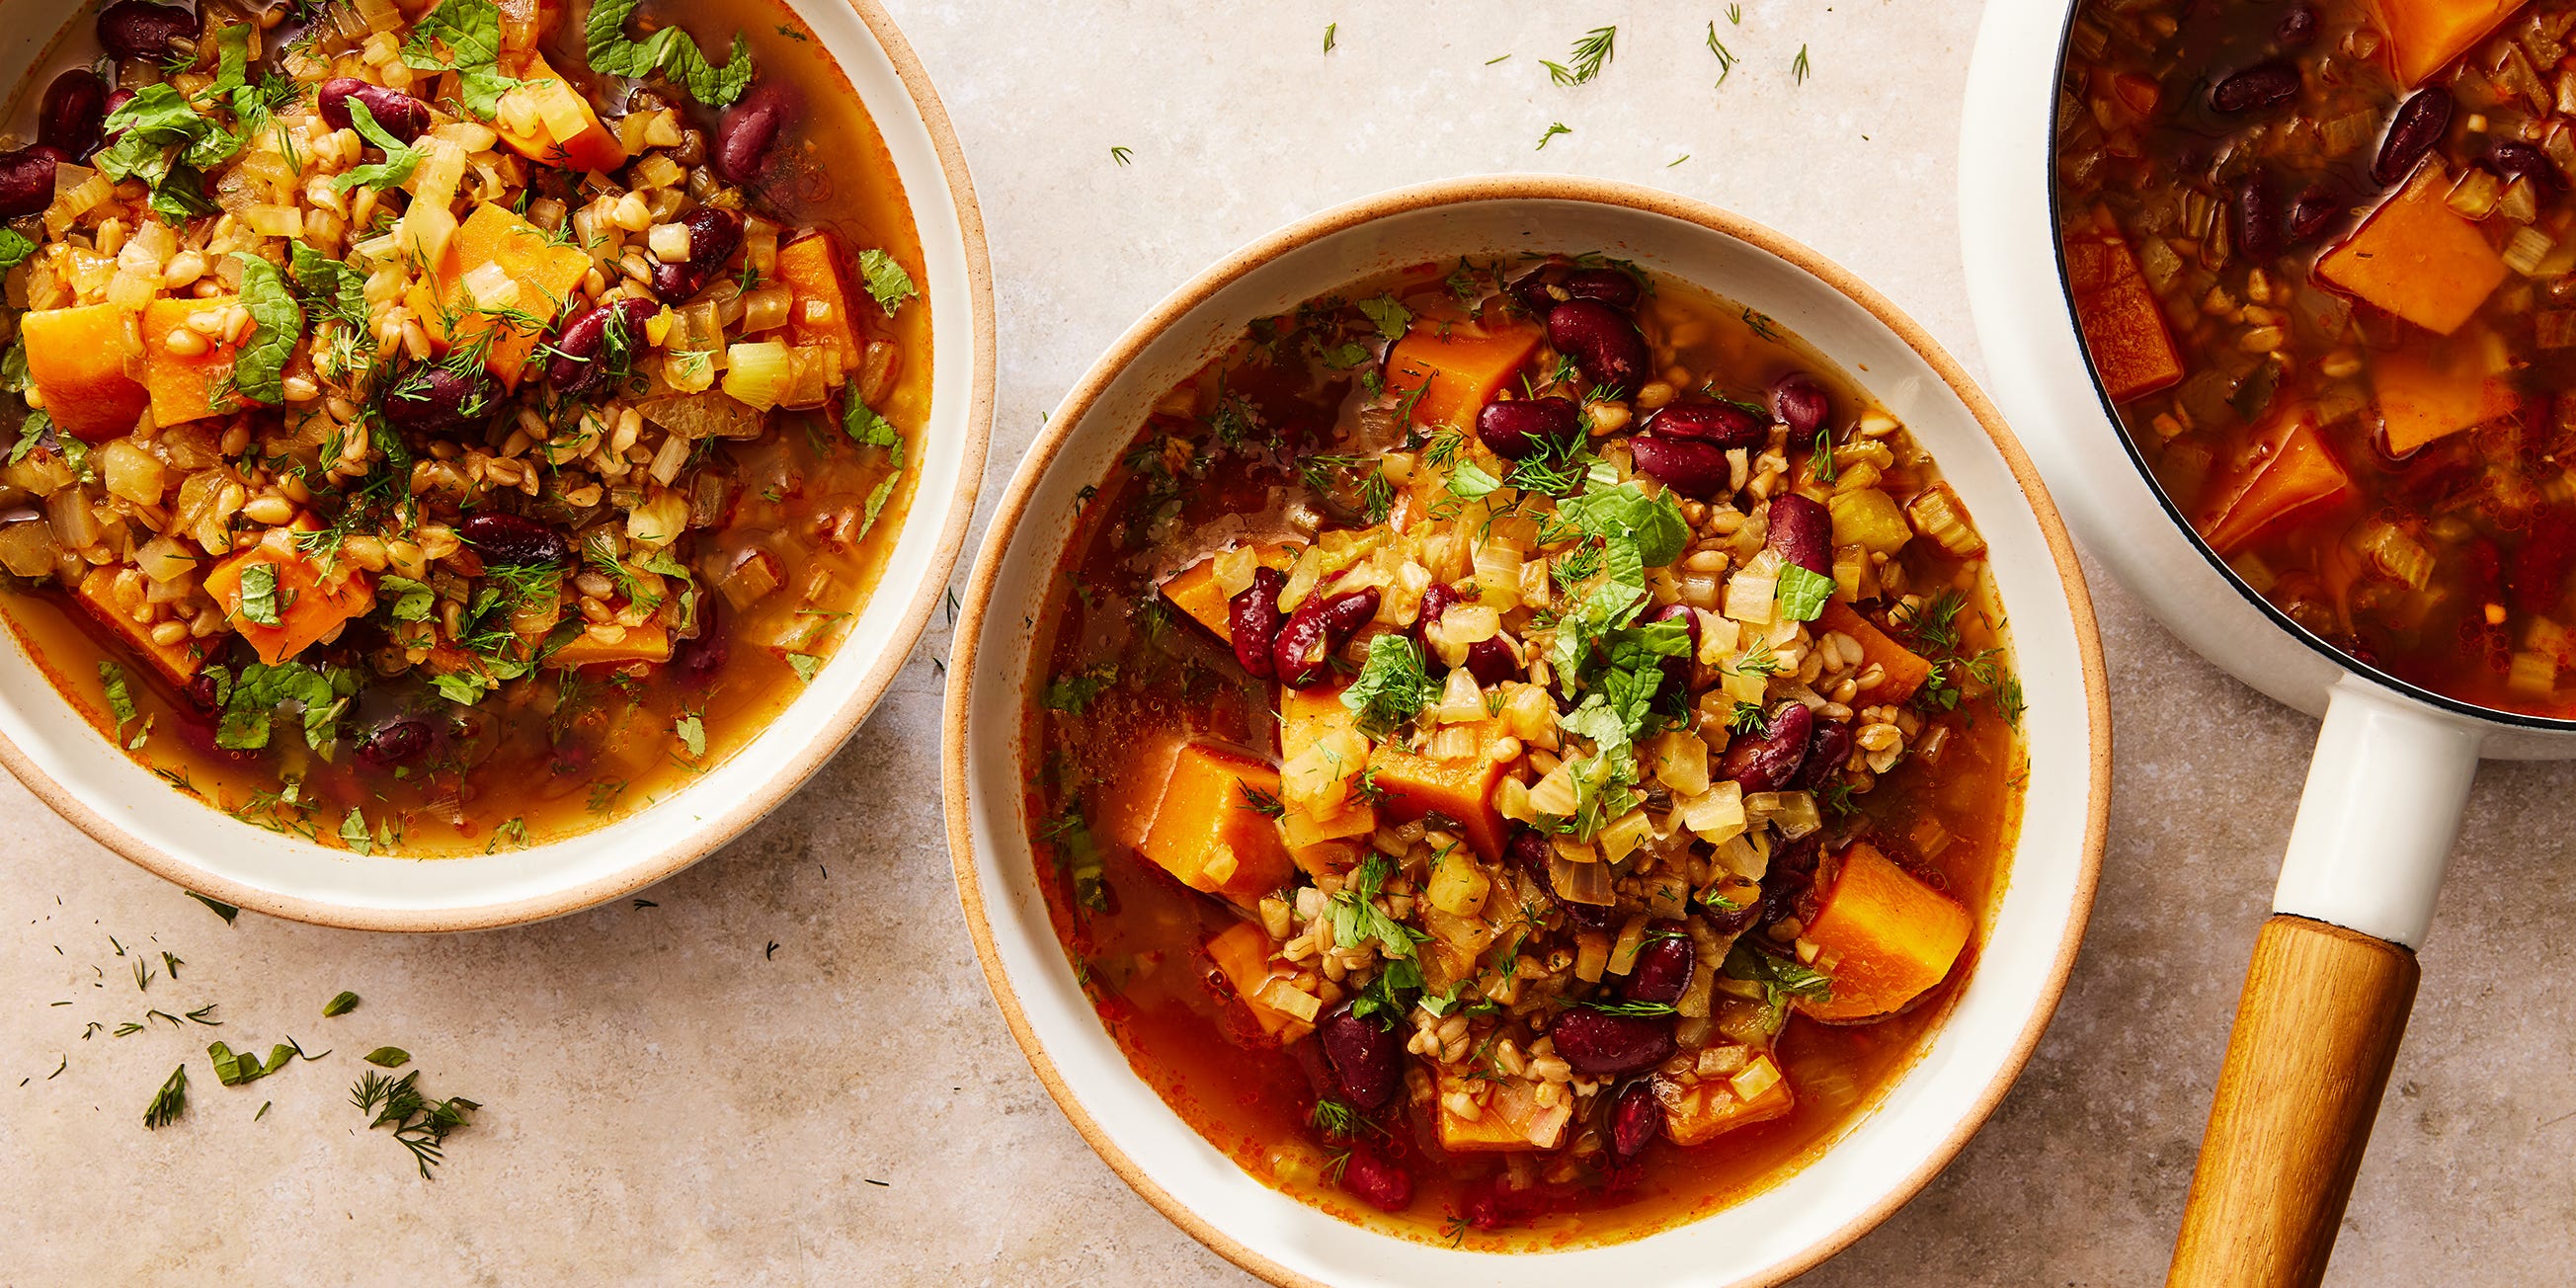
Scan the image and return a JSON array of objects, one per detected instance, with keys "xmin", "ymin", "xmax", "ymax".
[
  {"xmin": 2233, "ymin": 170, "xmax": 2280, "ymax": 262},
  {"xmin": 714, "ymin": 81, "xmax": 790, "ymax": 185},
  {"xmin": 2210, "ymin": 61, "xmax": 2299, "ymax": 114},
  {"xmin": 1273, "ymin": 587, "xmax": 1379, "ymax": 688},
  {"xmin": 1475, "ymin": 396, "xmax": 1580, "ymax": 460},
  {"xmin": 358, "ymin": 716, "xmax": 433, "ymax": 767},
  {"xmin": 1552, "ymin": 1008, "xmax": 1677, "ymax": 1078},
  {"xmin": 2277, "ymin": 3, "xmax": 2318, "ymax": 46},
  {"xmin": 182, "ymin": 671, "xmax": 222, "ymax": 714},
  {"xmin": 383, "ymin": 363, "xmax": 493, "ymax": 433},
  {"xmin": 98, "ymin": 0, "xmax": 200, "ymax": 60},
  {"xmin": 1228, "ymin": 567, "xmax": 1286, "ymax": 680},
  {"xmin": 1546, "ymin": 299, "xmax": 1650, "ymax": 395},
  {"xmin": 2373, "ymin": 88, "xmax": 2452, "ymax": 187},
  {"xmin": 1625, "ymin": 930, "xmax": 1695, "ymax": 1006},
  {"xmin": 317, "ymin": 77, "xmax": 432, "ymax": 144},
  {"xmin": 1642, "ymin": 399, "xmax": 1765, "ymax": 448},
  {"xmin": 649, "ymin": 205, "xmax": 747, "ymax": 301},
  {"xmin": 1770, "ymin": 372, "xmax": 1830, "ymax": 438},
  {"xmin": 1703, "ymin": 888, "xmax": 1759, "ymax": 934},
  {"xmin": 1649, "ymin": 602, "xmax": 1697, "ymax": 698},
  {"xmin": 1719, "ymin": 702, "xmax": 1813, "ymax": 793},
  {"xmin": 1508, "ymin": 826, "xmax": 1614, "ymax": 930},
  {"xmin": 1792, "ymin": 716, "xmax": 1853, "ymax": 791},
  {"xmin": 674, "ymin": 603, "xmax": 728, "ymax": 684},
  {"xmin": 1511, "ymin": 266, "xmax": 1642, "ymax": 314},
  {"xmin": 2287, "ymin": 185, "xmax": 2343, "ymax": 245},
  {"xmin": 548, "ymin": 296, "xmax": 659, "ymax": 395},
  {"xmin": 0, "ymin": 147, "xmax": 57, "ymax": 219},
  {"xmin": 1340, "ymin": 1148, "xmax": 1413, "ymax": 1212},
  {"xmin": 40, "ymin": 70, "xmax": 109, "ymax": 161},
  {"xmin": 2486, "ymin": 139, "xmax": 2559, "ymax": 192},
  {"xmin": 1609, "ymin": 1079, "xmax": 1664, "ymax": 1163},
  {"xmin": 1765, "ymin": 493, "xmax": 1833, "ymax": 576},
  {"xmin": 1628, "ymin": 435, "xmax": 1731, "ymax": 499},
  {"xmin": 1318, "ymin": 1004, "xmax": 1404, "ymax": 1110},
  {"xmin": 1415, "ymin": 582, "xmax": 1462, "ymax": 640},
  {"xmin": 458, "ymin": 512, "xmax": 574, "ymax": 566},
  {"xmin": 1460, "ymin": 640, "xmax": 1516, "ymax": 686}
]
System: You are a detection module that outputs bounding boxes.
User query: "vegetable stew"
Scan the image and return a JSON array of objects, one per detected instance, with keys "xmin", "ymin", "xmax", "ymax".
[
  {"xmin": 0, "ymin": 0, "xmax": 926, "ymax": 852},
  {"xmin": 2057, "ymin": 0, "xmax": 2576, "ymax": 716},
  {"xmin": 1022, "ymin": 256, "xmax": 2028, "ymax": 1246}
]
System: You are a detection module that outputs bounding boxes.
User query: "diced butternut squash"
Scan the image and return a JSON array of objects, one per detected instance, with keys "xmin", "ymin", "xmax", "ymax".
[
  {"xmin": 1136, "ymin": 742, "xmax": 1298, "ymax": 909},
  {"xmin": 1278, "ymin": 683, "xmax": 1374, "ymax": 873},
  {"xmin": 2373, "ymin": 342, "xmax": 2523, "ymax": 456},
  {"xmin": 1817, "ymin": 601, "xmax": 1932, "ymax": 704},
  {"xmin": 492, "ymin": 52, "xmax": 627, "ymax": 173},
  {"xmin": 1159, "ymin": 541, "xmax": 1303, "ymax": 642},
  {"xmin": 1651, "ymin": 1061, "xmax": 1795, "ymax": 1146},
  {"xmin": 1365, "ymin": 718, "xmax": 1511, "ymax": 859},
  {"xmin": 775, "ymin": 232, "xmax": 863, "ymax": 369},
  {"xmin": 73, "ymin": 567, "xmax": 207, "ymax": 685},
  {"xmin": 1387, "ymin": 315, "xmax": 1545, "ymax": 429},
  {"xmin": 2063, "ymin": 224, "xmax": 2184, "ymax": 402},
  {"xmin": 2363, "ymin": 0, "xmax": 2525, "ymax": 87},
  {"xmin": 1436, "ymin": 1077, "xmax": 1571, "ymax": 1153},
  {"xmin": 1795, "ymin": 842, "xmax": 1972, "ymax": 1023},
  {"xmin": 547, "ymin": 624, "xmax": 673, "ymax": 669},
  {"xmin": 202, "ymin": 532, "xmax": 375, "ymax": 666},
  {"xmin": 21, "ymin": 304, "xmax": 147, "ymax": 443},
  {"xmin": 137, "ymin": 295, "xmax": 242, "ymax": 427},
  {"xmin": 1205, "ymin": 921, "xmax": 1312, "ymax": 1042},
  {"xmin": 2317, "ymin": 168, "xmax": 2507, "ymax": 336},
  {"xmin": 1098, "ymin": 730, "xmax": 1189, "ymax": 852},
  {"xmin": 2199, "ymin": 408, "xmax": 2359, "ymax": 555},
  {"xmin": 406, "ymin": 202, "xmax": 594, "ymax": 388}
]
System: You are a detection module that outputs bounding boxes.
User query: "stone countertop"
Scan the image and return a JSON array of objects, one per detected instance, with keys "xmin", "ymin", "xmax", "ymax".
[{"xmin": 6, "ymin": 2, "xmax": 2573, "ymax": 1283}]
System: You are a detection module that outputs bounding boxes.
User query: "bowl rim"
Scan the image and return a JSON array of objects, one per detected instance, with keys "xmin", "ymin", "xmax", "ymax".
[
  {"xmin": 941, "ymin": 174, "xmax": 2111, "ymax": 1284},
  {"xmin": 0, "ymin": 0, "xmax": 997, "ymax": 932}
]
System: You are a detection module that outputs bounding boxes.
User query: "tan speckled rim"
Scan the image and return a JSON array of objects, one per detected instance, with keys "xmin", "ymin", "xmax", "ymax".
[
  {"xmin": 941, "ymin": 176, "xmax": 2112, "ymax": 1286},
  {"xmin": 0, "ymin": 0, "xmax": 996, "ymax": 932}
]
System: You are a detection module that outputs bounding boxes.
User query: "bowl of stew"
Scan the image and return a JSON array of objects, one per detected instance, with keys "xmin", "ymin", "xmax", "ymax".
[
  {"xmin": 945, "ymin": 177, "xmax": 2109, "ymax": 1283},
  {"xmin": 0, "ymin": 0, "xmax": 991, "ymax": 928}
]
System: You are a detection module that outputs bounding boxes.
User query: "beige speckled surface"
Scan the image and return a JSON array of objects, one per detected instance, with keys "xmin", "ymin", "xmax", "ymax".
[{"xmin": 6, "ymin": 2, "xmax": 2573, "ymax": 1284}]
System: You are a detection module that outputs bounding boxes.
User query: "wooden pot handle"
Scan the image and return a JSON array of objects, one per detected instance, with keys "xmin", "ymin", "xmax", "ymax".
[{"xmin": 2166, "ymin": 914, "xmax": 2420, "ymax": 1288}]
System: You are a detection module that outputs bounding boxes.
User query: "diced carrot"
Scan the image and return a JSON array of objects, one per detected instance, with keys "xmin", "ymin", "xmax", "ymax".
[
  {"xmin": 491, "ymin": 51, "xmax": 626, "ymax": 173},
  {"xmin": 1651, "ymin": 1060, "xmax": 1796, "ymax": 1146},
  {"xmin": 21, "ymin": 303, "xmax": 147, "ymax": 443},
  {"xmin": 73, "ymin": 567, "xmax": 207, "ymax": 685},
  {"xmin": 1816, "ymin": 601, "xmax": 1932, "ymax": 704},
  {"xmin": 201, "ymin": 531, "xmax": 375, "ymax": 666},
  {"xmin": 405, "ymin": 202, "xmax": 593, "ymax": 388},
  {"xmin": 2373, "ymin": 344, "xmax": 2523, "ymax": 456},
  {"xmin": 1365, "ymin": 719, "xmax": 1510, "ymax": 859},
  {"xmin": 1387, "ymin": 315, "xmax": 1544, "ymax": 430},
  {"xmin": 547, "ymin": 624, "xmax": 673, "ymax": 669},
  {"xmin": 1136, "ymin": 742, "xmax": 1298, "ymax": 910},
  {"xmin": 2063, "ymin": 224, "xmax": 2184, "ymax": 402},
  {"xmin": 1435, "ymin": 1077, "xmax": 1571, "ymax": 1153},
  {"xmin": 775, "ymin": 231, "xmax": 863, "ymax": 369},
  {"xmin": 2200, "ymin": 408, "xmax": 2359, "ymax": 555},
  {"xmin": 1795, "ymin": 842, "xmax": 1972, "ymax": 1023},
  {"xmin": 137, "ymin": 295, "xmax": 242, "ymax": 427},
  {"xmin": 1205, "ymin": 921, "xmax": 1312, "ymax": 1043},
  {"xmin": 1158, "ymin": 541, "xmax": 1303, "ymax": 642},
  {"xmin": 2362, "ymin": 0, "xmax": 2525, "ymax": 87},
  {"xmin": 2317, "ymin": 168, "xmax": 2507, "ymax": 336}
]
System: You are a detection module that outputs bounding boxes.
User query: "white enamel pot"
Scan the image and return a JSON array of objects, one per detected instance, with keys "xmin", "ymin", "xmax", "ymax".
[{"xmin": 1960, "ymin": 5, "xmax": 2569, "ymax": 1283}]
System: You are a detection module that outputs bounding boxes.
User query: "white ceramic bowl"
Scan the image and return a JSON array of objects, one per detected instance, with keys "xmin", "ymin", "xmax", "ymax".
[
  {"xmin": 945, "ymin": 176, "xmax": 2110, "ymax": 1287},
  {"xmin": 0, "ymin": 0, "xmax": 994, "ymax": 930}
]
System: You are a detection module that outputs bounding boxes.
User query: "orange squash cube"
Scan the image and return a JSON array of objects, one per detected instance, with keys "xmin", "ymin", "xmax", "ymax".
[
  {"xmin": 407, "ymin": 202, "xmax": 594, "ymax": 388},
  {"xmin": 2063, "ymin": 224, "xmax": 2184, "ymax": 403},
  {"xmin": 1795, "ymin": 842, "xmax": 1972, "ymax": 1023},
  {"xmin": 137, "ymin": 295, "xmax": 243, "ymax": 427},
  {"xmin": 1158, "ymin": 541, "xmax": 1303, "ymax": 642},
  {"xmin": 774, "ymin": 232, "xmax": 864, "ymax": 369},
  {"xmin": 1136, "ymin": 742, "xmax": 1298, "ymax": 909},
  {"xmin": 21, "ymin": 303, "xmax": 147, "ymax": 443},
  {"xmin": 202, "ymin": 532, "xmax": 375, "ymax": 666},
  {"xmin": 1816, "ymin": 602, "xmax": 1933, "ymax": 705},
  {"xmin": 491, "ymin": 52, "xmax": 627, "ymax": 173},
  {"xmin": 2317, "ymin": 168, "xmax": 2506, "ymax": 336},
  {"xmin": 2200, "ymin": 408, "xmax": 2359, "ymax": 555},
  {"xmin": 1651, "ymin": 1060, "xmax": 1795, "ymax": 1146},
  {"xmin": 547, "ymin": 623, "xmax": 673, "ymax": 669},
  {"xmin": 2372, "ymin": 343, "xmax": 2523, "ymax": 456},
  {"xmin": 1387, "ymin": 315, "xmax": 1544, "ymax": 430},
  {"xmin": 2363, "ymin": 0, "xmax": 2525, "ymax": 87},
  {"xmin": 73, "ymin": 567, "xmax": 207, "ymax": 685},
  {"xmin": 1205, "ymin": 921, "xmax": 1313, "ymax": 1042},
  {"xmin": 1435, "ymin": 1077, "xmax": 1571, "ymax": 1153},
  {"xmin": 1364, "ymin": 719, "xmax": 1510, "ymax": 859}
]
